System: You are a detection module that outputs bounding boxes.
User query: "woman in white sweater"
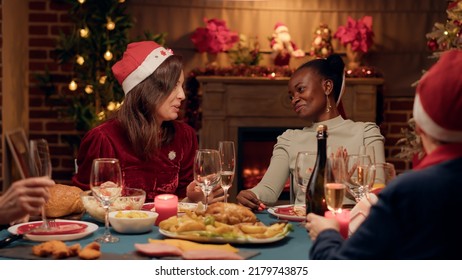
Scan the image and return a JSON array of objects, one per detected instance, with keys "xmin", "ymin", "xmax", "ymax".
[{"xmin": 236, "ymin": 54, "xmax": 385, "ymax": 209}]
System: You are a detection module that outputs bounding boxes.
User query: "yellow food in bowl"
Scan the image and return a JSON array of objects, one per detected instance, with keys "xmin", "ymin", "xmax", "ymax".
[{"xmin": 115, "ymin": 211, "xmax": 149, "ymax": 219}]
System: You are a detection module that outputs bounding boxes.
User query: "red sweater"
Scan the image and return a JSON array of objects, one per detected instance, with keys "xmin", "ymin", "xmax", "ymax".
[{"xmin": 72, "ymin": 119, "xmax": 198, "ymax": 201}]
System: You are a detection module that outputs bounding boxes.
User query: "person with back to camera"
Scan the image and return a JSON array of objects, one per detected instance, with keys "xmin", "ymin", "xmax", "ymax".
[
  {"xmin": 306, "ymin": 49, "xmax": 462, "ymax": 259},
  {"xmin": 72, "ymin": 41, "xmax": 222, "ymax": 203},
  {"xmin": 236, "ymin": 54, "xmax": 385, "ymax": 210}
]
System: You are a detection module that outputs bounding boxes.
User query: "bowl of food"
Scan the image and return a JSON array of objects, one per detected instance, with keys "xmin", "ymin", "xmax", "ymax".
[
  {"xmin": 80, "ymin": 188, "xmax": 146, "ymax": 222},
  {"xmin": 108, "ymin": 210, "xmax": 158, "ymax": 234}
]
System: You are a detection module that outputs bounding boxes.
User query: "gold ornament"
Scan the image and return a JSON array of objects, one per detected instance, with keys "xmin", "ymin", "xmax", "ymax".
[
  {"xmin": 79, "ymin": 27, "xmax": 89, "ymax": 38},
  {"xmin": 76, "ymin": 55, "xmax": 85, "ymax": 65},
  {"xmin": 99, "ymin": 75, "xmax": 107, "ymax": 84},
  {"xmin": 106, "ymin": 18, "xmax": 116, "ymax": 30}
]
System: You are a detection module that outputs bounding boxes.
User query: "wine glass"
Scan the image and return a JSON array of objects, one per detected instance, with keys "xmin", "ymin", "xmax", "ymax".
[
  {"xmin": 90, "ymin": 158, "xmax": 123, "ymax": 243},
  {"xmin": 344, "ymin": 154, "xmax": 375, "ymax": 202},
  {"xmin": 218, "ymin": 141, "xmax": 235, "ymax": 204},
  {"xmin": 29, "ymin": 139, "xmax": 53, "ymax": 230},
  {"xmin": 324, "ymin": 156, "xmax": 347, "ymax": 215},
  {"xmin": 359, "ymin": 145, "xmax": 376, "ymax": 164},
  {"xmin": 372, "ymin": 162, "xmax": 396, "ymax": 191},
  {"xmin": 194, "ymin": 149, "xmax": 221, "ymax": 210},
  {"xmin": 293, "ymin": 151, "xmax": 316, "ymax": 206}
]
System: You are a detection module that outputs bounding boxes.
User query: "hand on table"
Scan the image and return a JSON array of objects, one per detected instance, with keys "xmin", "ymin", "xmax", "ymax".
[
  {"xmin": 236, "ymin": 190, "xmax": 266, "ymax": 211},
  {"xmin": 305, "ymin": 213, "xmax": 340, "ymax": 241},
  {"xmin": 0, "ymin": 176, "xmax": 54, "ymax": 225}
]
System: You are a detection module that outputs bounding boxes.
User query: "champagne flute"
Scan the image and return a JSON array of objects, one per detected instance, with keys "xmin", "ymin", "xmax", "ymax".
[
  {"xmin": 194, "ymin": 149, "xmax": 221, "ymax": 210},
  {"xmin": 29, "ymin": 139, "xmax": 53, "ymax": 230},
  {"xmin": 90, "ymin": 158, "xmax": 122, "ymax": 243},
  {"xmin": 324, "ymin": 156, "xmax": 347, "ymax": 215},
  {"xmin": 218, "ymin": 141, "xmax": 235, "ymax": 204},
  {"xmin": 359, "ymin": 145, "xmax": 376, "ymax": 164},
  {"xmin": 344, "ymin": 154, "xmax": 375, "ymax": 202},
  {"xmin": 293, "ymin": 151, "xmax": 316, "ymax": 206}
]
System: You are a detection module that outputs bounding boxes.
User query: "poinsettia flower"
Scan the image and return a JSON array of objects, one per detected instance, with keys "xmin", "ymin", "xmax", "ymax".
[
  {"xmin": 334, "ymin": 16, "xmax": 374, "ymax": 53},
  {"xmin": 191, "ymin": 17, "xmax": 239, "ymax": 54}
]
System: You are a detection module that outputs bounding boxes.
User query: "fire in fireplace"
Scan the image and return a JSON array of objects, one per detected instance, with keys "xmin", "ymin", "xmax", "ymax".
[{"xmin": 237, "ymin": 127, "xmax": 301, "ymax": 201}]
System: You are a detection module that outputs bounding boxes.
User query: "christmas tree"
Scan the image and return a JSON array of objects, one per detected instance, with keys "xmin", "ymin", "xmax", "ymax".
[
  {"xmin": 397, "ymin": 0, "xmax": 462, "ymax": 162},
  {"xmin": 310, "ymin": 23, "xmax": 334, "ymax": 59},
  {"xmin": 426, "ymin": 0, "xmax": 462, "ymax": 57},
  {"xmin": 41, "ymin": 0, "xmax": 165, "ymax": 133}
]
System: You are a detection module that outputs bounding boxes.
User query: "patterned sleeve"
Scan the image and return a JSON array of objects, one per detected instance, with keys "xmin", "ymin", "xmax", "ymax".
[
  {"xmin": 72, "ymin": 127, "xmax": 116, "ymax": 190},
  {"xmin": 364, "ymin": 122, "xmax": 386, "ymax": 164}
]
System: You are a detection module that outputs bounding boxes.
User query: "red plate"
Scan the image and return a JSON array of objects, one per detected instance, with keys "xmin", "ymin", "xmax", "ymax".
[{"xmin": 17, "ymin": 221, "xmax": 88, "ymax": 235}]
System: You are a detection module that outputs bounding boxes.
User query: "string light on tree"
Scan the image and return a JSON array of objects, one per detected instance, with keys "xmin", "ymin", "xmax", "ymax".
[
  {"xmin": 85, "ymin": 85, "xmax": 93, "ymax": 94},
  {"xmin": 104, "ymin": 49, "xmax": 113, "ymax": 61},
  {"xmin": 99, "ymin": 75, "xmax": 107, "ymax": 84},
  {"xmin": 78, "ymin": 0, "xmax": 85, "ymax": 4},
  {"xmin": 76, "ymin": 55, "xmax": 85, "ymax": 65},
  {"xmin": 106, "ymin": 18, "xmax": 116, "ymax": 30},
  {"xmin": 79, "ymin": 27, "xmax": 89, "ymax": 38},
  {"xmin": 69, "ymin": 80, "xmax": 78, "ymax": 91}
]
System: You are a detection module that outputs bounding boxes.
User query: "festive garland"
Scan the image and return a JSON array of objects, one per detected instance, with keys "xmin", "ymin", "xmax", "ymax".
[{"xmin": 182, "ymin": 64, "xmax": 383, "ymax": 131}]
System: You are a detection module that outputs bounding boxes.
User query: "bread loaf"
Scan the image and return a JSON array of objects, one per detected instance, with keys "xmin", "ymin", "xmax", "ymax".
[{"xmin": 45, "ymin": 184, "xmax": 85, "ymax": 218}]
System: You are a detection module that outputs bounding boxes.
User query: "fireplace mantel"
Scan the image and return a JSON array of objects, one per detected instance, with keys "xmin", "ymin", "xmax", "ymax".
[{"xmin": 196, "ymin": 76, "xmax": 384, "ymax": 200}]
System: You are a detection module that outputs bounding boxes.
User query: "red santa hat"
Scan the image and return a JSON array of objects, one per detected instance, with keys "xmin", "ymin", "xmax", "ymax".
[
  {"xmin": 274, "ymin": 22, "xmax": 289, "ymax": 33},
  {"xmin": 112, "ymin": 41, "xmax": 173, "ymax": 95},
  {"xmin": 413, "ymin": 49, "xmax": 462, "ymax": 142}
]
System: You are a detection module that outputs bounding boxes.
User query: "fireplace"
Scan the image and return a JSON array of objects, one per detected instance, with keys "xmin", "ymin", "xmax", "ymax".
[
  {"xmin": 237, "ymin": 127, "xmax": 299, "ymax": 201},
  {"xmin": 196, "ymin": 76, "xmax": 383, "ymax": 202}
]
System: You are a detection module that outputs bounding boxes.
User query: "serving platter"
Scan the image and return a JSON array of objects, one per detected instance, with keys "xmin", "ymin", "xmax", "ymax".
[{"xmin": 158, "ymin": 223, "xmax": 291, "ymax": 244}]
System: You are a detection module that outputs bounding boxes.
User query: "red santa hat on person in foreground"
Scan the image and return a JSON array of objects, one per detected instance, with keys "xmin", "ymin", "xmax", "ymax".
[
  {"xmin": 413, "ymin": 49, "xmax": 462, "ymax": 143},
  {"xmin": 112, "ymin": 41, "xmax": 173, "ymax": 95}
]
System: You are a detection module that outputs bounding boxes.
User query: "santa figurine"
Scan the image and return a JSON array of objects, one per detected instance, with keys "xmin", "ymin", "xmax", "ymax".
[{"xmin": 269, "ymin": 22, "xmax": 305, "ymax": 66}]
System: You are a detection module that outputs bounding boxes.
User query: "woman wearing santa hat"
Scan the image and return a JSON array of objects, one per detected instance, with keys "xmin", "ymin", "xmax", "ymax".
[
  {"xmin": 237, "ymin": 53, "xmax": 385, "ymax": 209},
  {"xmin": 306, "ymin": 49, "xmax": 462, "ymax": 259},
  {"xmin": 72, "ymin": 41, "xmax": 221, "ymax": 203}
]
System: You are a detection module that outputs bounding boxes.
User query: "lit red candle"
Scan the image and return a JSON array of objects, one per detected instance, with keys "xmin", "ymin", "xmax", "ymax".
[
  {"xmin": 154, "ymin": 194, "xmax": 178, "ymax": 226},
  {"xmin": 324, "ymin": 209, "xmax": 350, "ymax": 239}
]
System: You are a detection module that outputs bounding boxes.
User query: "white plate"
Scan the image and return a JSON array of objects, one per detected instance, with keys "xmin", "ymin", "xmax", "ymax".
[
  {"xmin": 267, "ymin": 204, "xmax": 306, "ymax": 222},
  {"xmin": 158, "ymin": 224, "xmax": 291, "ymax": 244},
  {"xmin": 8, "ymin": 220, "xmax": 98, "ymax": 242}
]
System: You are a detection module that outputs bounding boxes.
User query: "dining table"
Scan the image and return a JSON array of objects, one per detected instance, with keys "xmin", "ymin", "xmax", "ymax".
[{"xmin": 0, "ymin": 209, "xmax": 313, "ymax": 260}]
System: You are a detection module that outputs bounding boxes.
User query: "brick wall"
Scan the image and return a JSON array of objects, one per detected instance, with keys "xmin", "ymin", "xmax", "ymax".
[
  {"xmin": 29, "ymin": 0, "xmax": 76, "ymax": 184},
  {"xmin": 382, "ymin": 96, "xmax": 415, "ymax": 174},
  {"xmin": 20, "ymin": 0, "xmax": 416, "ymax": 186}
]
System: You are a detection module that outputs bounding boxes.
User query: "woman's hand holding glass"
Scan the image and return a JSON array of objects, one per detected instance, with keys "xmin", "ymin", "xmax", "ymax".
[
  {"xmin": 194, "ymin": 149, "xmax": 221, "ymax": 209},
  {"xmin": 90, "ymin": 158, "xmax": 122, "ymax": 243}
]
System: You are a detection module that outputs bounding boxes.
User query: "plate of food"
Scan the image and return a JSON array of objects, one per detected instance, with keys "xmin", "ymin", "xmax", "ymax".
[
  {"xmin": 267, "ymin": 204, "xmax": 306, "ymax": 222},
  {"xmin": 158, "ymin": 202, "xmax": 293, "ymax": 244},
  {"xmin": 8, "ymin": 220, "xmax": 98, "ymax": 242}
]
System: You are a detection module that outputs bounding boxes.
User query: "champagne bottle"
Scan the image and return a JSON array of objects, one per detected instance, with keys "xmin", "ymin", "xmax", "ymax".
[{"xmin": 305, "ymin": 124, "xmax": 328, "ymax": 215}]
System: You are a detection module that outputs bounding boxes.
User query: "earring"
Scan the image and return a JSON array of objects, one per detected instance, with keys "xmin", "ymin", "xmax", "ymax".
[{"xmin": 326, "ymin": 94, "xmax": 332, "ymax": 113}]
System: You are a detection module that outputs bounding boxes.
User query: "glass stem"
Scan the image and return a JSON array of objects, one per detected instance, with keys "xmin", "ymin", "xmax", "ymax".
[
  {"xmin": 103, "ymin": 205, "xmax": 110, "ymax": 236},
  {"xmin": 223, "ymin": 187, "xmax": 228, "ymax": 203}
]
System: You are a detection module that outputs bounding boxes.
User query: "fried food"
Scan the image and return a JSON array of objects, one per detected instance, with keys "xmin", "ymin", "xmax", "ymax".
[
  {"xmin": 78, "ymin": 242, "xmax": 102, "ymax": 260},
  {"xmin": 205, "ymin": 202, "xmax": 257, "ymax": 225},
  {"xmin": 32, "ymin": 240, "xmax": 79, "ymax": 259}
]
